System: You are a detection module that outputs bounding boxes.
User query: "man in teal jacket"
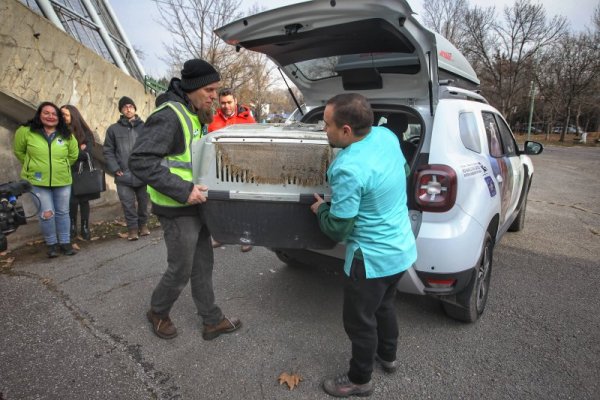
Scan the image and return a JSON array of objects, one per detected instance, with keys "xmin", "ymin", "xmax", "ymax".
[{"xmin": 311, "ymin": 93, "xmax": 417, "ymax": 397}]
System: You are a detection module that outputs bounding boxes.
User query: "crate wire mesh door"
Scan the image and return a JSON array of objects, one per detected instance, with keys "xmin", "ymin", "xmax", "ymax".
[{"xmin": 194, "ymin": 126, "xmax": 336, "ymax": 249}]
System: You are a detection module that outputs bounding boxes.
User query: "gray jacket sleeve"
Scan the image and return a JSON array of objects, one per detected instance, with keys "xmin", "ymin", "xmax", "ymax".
[
  {"xmin": 128, "ymin": 108, "xmax": 193, "ymax": 204},
  {"xmin": 102, "ymin": 126, "xmax": 121, "ymax": 174}
]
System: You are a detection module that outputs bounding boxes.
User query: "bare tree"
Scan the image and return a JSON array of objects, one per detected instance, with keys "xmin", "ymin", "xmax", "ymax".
[
  {"xmin": 421, "ymin": 0, "xmax": 469, "ymax": 46},
  {"xmin": 538, "ymin": 32, "xmax": 599, "ymax": 141},
  {"xmin": 153, "ymin": 0, "xmax": 276, "ymax": 106},
  {"xmin": 461, "ymin": 0, "xmax": 567, "ymax": 123}
]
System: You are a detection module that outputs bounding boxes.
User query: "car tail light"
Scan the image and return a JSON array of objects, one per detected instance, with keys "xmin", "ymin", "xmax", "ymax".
[
  {"xmin": 426, "ymin": 277, "xmax": 457, "ymax": 288},
  {"xmin": 414, "ymin": 164, "xmax": 457, "ymax": 212}
]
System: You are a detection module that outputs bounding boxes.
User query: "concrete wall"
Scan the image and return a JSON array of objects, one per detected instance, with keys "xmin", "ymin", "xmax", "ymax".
[
  {"xmin": 0, "ymin": 0, "xmax": 158, "ymax": 206},
  {"xmin": 0, "ymin": 0, "xmax": 162, "ymax": 249}
]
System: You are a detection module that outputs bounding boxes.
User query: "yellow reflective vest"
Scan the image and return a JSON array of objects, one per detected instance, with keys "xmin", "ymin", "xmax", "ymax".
[{"xmin": 147, "ymin": 101, "xmax": 204, "ymax": 207}]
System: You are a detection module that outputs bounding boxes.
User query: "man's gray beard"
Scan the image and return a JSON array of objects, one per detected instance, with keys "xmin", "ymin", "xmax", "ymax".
[{"xmin": 197, "ymin": 107, "xmax": 214, "ymax": 124}]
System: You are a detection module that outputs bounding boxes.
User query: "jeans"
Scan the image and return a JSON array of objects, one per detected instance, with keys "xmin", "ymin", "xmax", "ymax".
[
  {"xmin": 343, "ymin": 258, "xmax": 404, "ymax": 384},
  {"xmin": 116, "ymin": 184, "xmax": 149, "ymax": 230},
  {"xmin": 151, "ymin": 214, "xmax": 223, "ymax": 325},
  {"xmin": 32, "ymin": 185, "xmax": 71, "ymax": 245}
]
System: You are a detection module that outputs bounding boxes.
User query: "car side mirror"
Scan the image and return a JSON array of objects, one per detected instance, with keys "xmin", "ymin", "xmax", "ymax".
[{"xmin": 523, "ymin": 141, "xmax": 543, "ymax": 155}]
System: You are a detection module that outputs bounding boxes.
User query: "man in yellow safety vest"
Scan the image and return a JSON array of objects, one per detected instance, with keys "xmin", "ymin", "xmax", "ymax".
[{"xmin": 129, "ymin": 59, "xmax": 242, "ymax": 340}]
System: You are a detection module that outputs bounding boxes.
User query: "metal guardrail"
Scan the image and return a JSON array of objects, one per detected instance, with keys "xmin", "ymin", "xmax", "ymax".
[{"xmin": 144, "ymin": 76, "xmax": 167, "ymax": 96}]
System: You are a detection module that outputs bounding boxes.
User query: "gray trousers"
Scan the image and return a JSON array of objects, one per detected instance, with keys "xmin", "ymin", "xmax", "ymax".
[
  {"xmin": 151, "ymin": 214, "xmax": 223, "ymax": 325},
  {"xmin": 116, "ymin": 184, "xmax": 149, "ymax": 230}
]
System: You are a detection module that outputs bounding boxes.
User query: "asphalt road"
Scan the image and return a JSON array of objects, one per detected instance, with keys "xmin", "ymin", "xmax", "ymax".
[{"xmin": 1, "ymin": 144, "xmax": 598, "ymax": 400}]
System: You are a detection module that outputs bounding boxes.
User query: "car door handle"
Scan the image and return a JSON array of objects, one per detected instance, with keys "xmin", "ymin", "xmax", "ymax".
[{"xmin": 496, "ymin": 175, "xmax": 503, "ymax": 183}]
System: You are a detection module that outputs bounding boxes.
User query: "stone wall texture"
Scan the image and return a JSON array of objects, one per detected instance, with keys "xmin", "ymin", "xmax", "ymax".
[{"xmin": 0, "ymin": 0, "xmax": 158, "ymax": 205}]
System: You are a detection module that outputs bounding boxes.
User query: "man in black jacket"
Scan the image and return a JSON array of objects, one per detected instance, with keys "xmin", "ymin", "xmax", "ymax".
[
  {"xmin": 129, "ymin": 59, "xmax": 241, "ymax": 340},
  {"xmin": 103, "ymin": 97, "xmax": 149, "ymax": 241}
]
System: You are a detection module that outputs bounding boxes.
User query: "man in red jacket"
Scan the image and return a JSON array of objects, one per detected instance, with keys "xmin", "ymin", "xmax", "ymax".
[
  {"xmin": 207, "ymin": 88, "xmax": 256, "ymax": 132},
  {"xmin": 208, "ymin": 88, "xmax": 256, "ymax": 252}
]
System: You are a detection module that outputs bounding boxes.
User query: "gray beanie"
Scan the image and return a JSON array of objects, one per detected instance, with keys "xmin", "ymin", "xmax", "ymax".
[{"xmin": 180, "ymin": 59, "xmax": 221, "ymax": 92}]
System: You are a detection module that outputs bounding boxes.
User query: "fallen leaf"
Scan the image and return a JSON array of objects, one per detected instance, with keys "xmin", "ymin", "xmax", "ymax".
[
  {"xmin": 41, "ymin": 278, "xmax": 52, "ymax": 285},
  {"xmin": 117, "ymin": 232, "xmax": 128, "ymax": 239},
  {"xmin": 278, "ymin": 372, "xmax": 303, "ymax": 390},
  {"xmin": 0, "ymin": 257, "xmax": 15, "ymax": 265},
  {"xmin": 90, "ymin": 236, "xmax": 100, "ymax": 241},
  {"xmin": 0, "ymin": 250, "xmax": 9, "ymax": 256},
  {"xmin": 72, "ymin": 243, "xmax": 80, "ymax": 250}
]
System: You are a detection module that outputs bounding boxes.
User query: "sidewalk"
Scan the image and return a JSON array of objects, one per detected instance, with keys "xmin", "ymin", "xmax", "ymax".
[{"xmin": 6, "ymin": 200, "xmax": 124, "ymax": 252}]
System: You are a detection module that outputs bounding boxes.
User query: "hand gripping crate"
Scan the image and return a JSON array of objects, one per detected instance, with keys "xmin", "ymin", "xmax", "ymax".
[{"xmin": 192, "ymin": 123, "xmax": 336, "ymax": 249}]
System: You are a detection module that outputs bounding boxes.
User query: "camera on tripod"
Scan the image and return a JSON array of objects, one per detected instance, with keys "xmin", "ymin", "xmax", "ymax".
[{"xmin": 0, "ymin": 180, "xmax": 31, "ymax": 252}]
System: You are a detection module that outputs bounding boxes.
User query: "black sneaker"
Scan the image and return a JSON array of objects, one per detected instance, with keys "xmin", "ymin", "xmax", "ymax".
[
  {"xmin": 322, "ymin": 374, "xmax": 373, "ymax": 397},
  {"xmin": 59, "ymin": 243, "xmax": 75, "ymax": 256},
  {"xmin": 375, "ymin": 354, "xmax": 397, "ymax": 373},
  {"xmin": 47, "ymin": 244, "xmax": 59, "ymax": 258}
]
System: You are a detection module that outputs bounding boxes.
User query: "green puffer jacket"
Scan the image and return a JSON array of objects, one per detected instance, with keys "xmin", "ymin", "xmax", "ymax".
[{"xmin": 13, "ymin": 125, "xmax": 79, "ymax": 187}]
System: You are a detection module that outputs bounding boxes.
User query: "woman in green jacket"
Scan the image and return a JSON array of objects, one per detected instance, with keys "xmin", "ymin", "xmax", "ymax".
[{"xmin": 13, "ymin": 102, "xmax": 79, "ymax": 257}]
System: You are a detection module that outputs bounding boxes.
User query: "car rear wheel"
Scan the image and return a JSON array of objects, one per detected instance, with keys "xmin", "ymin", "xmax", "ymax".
[{"xmin": 442, "ymin": 232, "xmax": 493, "ymax": 322}]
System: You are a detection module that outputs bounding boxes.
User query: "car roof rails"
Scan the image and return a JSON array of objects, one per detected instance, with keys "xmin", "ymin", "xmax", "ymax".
[{"xmin": 439, "ymin": 86, "xmax": 489, "ymax": 104}]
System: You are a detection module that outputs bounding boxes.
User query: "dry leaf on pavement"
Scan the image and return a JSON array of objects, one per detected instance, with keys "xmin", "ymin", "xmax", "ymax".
[
  {"xmin": 278, "ymin": 372, "xmax": 303, "ymax": 390},
  {"xmin": 0, "ymin": 257, "xmax": 15, "ymax": 266},
  {"xmin": 72, "ymin": 243, "xmax": 80, "ymax": 250},
  {"xmin": 117, "ymin": 232, "xmax": 128, "ymax": 239}
]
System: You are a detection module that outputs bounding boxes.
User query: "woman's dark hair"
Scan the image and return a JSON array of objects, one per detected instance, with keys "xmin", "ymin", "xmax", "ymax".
[
  {"xmin": 60, "ymin": 104, "xmax": 95, "ymax": 145},
  {"xmin": 26, "ymin": 102, "xmax": 71, "ymax": 138}
]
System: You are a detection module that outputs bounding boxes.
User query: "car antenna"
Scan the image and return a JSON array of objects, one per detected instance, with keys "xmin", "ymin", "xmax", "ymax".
[{"xmin": 278, "ymin": 68, "xmax": 304, "ymax": 116}]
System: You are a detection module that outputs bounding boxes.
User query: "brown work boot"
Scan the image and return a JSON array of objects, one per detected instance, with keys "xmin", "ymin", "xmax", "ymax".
[
  {"xmin": 146, "ymin": 310, "xmax": 177, "ymax": 339},
  {"xmin": 139, "ymin": 224, "xmax": 150, "ymax": 236},
  {"xmin": 128, "ymin": 228, "xmax": 139, "ymax": 241},
  {"xmin": 202, "ymin": 316, "xmax": 242, "ymax": 340},
  {"xmin": 322, "ymin": 373, "xmax": 373, "ymax": 397}
]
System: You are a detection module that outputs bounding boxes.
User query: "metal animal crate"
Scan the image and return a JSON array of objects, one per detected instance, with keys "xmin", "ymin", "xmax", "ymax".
[{"xmin": 193, "ymin": 123, "xmax": 337, "ymax": 249}]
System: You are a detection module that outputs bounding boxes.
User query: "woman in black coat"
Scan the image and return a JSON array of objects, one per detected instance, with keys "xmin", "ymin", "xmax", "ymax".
[{"xmin": 60, "ymin": 105, "xmax": 101, "ymax": 240}]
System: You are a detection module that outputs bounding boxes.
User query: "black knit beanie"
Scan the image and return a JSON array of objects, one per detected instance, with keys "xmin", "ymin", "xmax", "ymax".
[
  {"xmin": 180, "ymin": 59, "xmax": 221, "ymax": 92},
  {"xmin": 118, "ymin": 96, "xmax": 136, "ymax": 112}
]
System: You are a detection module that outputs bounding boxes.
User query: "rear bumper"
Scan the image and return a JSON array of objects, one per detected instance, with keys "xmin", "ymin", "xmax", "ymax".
[{"xmin": 270, "ymin": 248, "xmax": 476, "ymax": 296}]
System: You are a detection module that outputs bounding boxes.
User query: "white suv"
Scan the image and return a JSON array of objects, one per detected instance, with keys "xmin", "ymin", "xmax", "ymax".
[{"xmin": 198, "ymin": 0, "xmax": 543, "ymax": 322}]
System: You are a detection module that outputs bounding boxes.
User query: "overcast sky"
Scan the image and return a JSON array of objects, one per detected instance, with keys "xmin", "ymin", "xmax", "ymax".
[{"xmin": 109, "ymin": 0, "xmax": 598, "ymax": 78}]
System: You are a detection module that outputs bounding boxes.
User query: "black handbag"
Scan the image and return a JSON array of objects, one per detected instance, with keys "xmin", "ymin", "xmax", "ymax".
[{"xmin": 72, "ymin": 152, "xmax": 106, "ymax": 196}]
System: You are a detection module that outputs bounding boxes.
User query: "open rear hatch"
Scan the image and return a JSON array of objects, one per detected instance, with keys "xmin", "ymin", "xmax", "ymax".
[{"xmin": 215, "ymin": 0, "xmax": 478, "ymax": 108}]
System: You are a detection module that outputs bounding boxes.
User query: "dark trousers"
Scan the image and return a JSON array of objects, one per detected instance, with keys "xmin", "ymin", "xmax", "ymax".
[
  {"xmin": 343, "ymin": 258, "xmax": 404, "ymax": 384},
  {"xmin": 69, "ymin": 197, "xmax": 90, "ymax": 221},
  {"xmin": 150, "ymin": 214, "xmax": 223, "ymax": 325},
  {"xmin": 116, "ymin": 184, "xmax": 149, "ymax": 230}
]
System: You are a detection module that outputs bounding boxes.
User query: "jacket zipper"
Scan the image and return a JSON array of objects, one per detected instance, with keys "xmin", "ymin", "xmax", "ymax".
[{"xmin": 48, "ymin": 137, "xmax": 53, "ymax": 188}]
